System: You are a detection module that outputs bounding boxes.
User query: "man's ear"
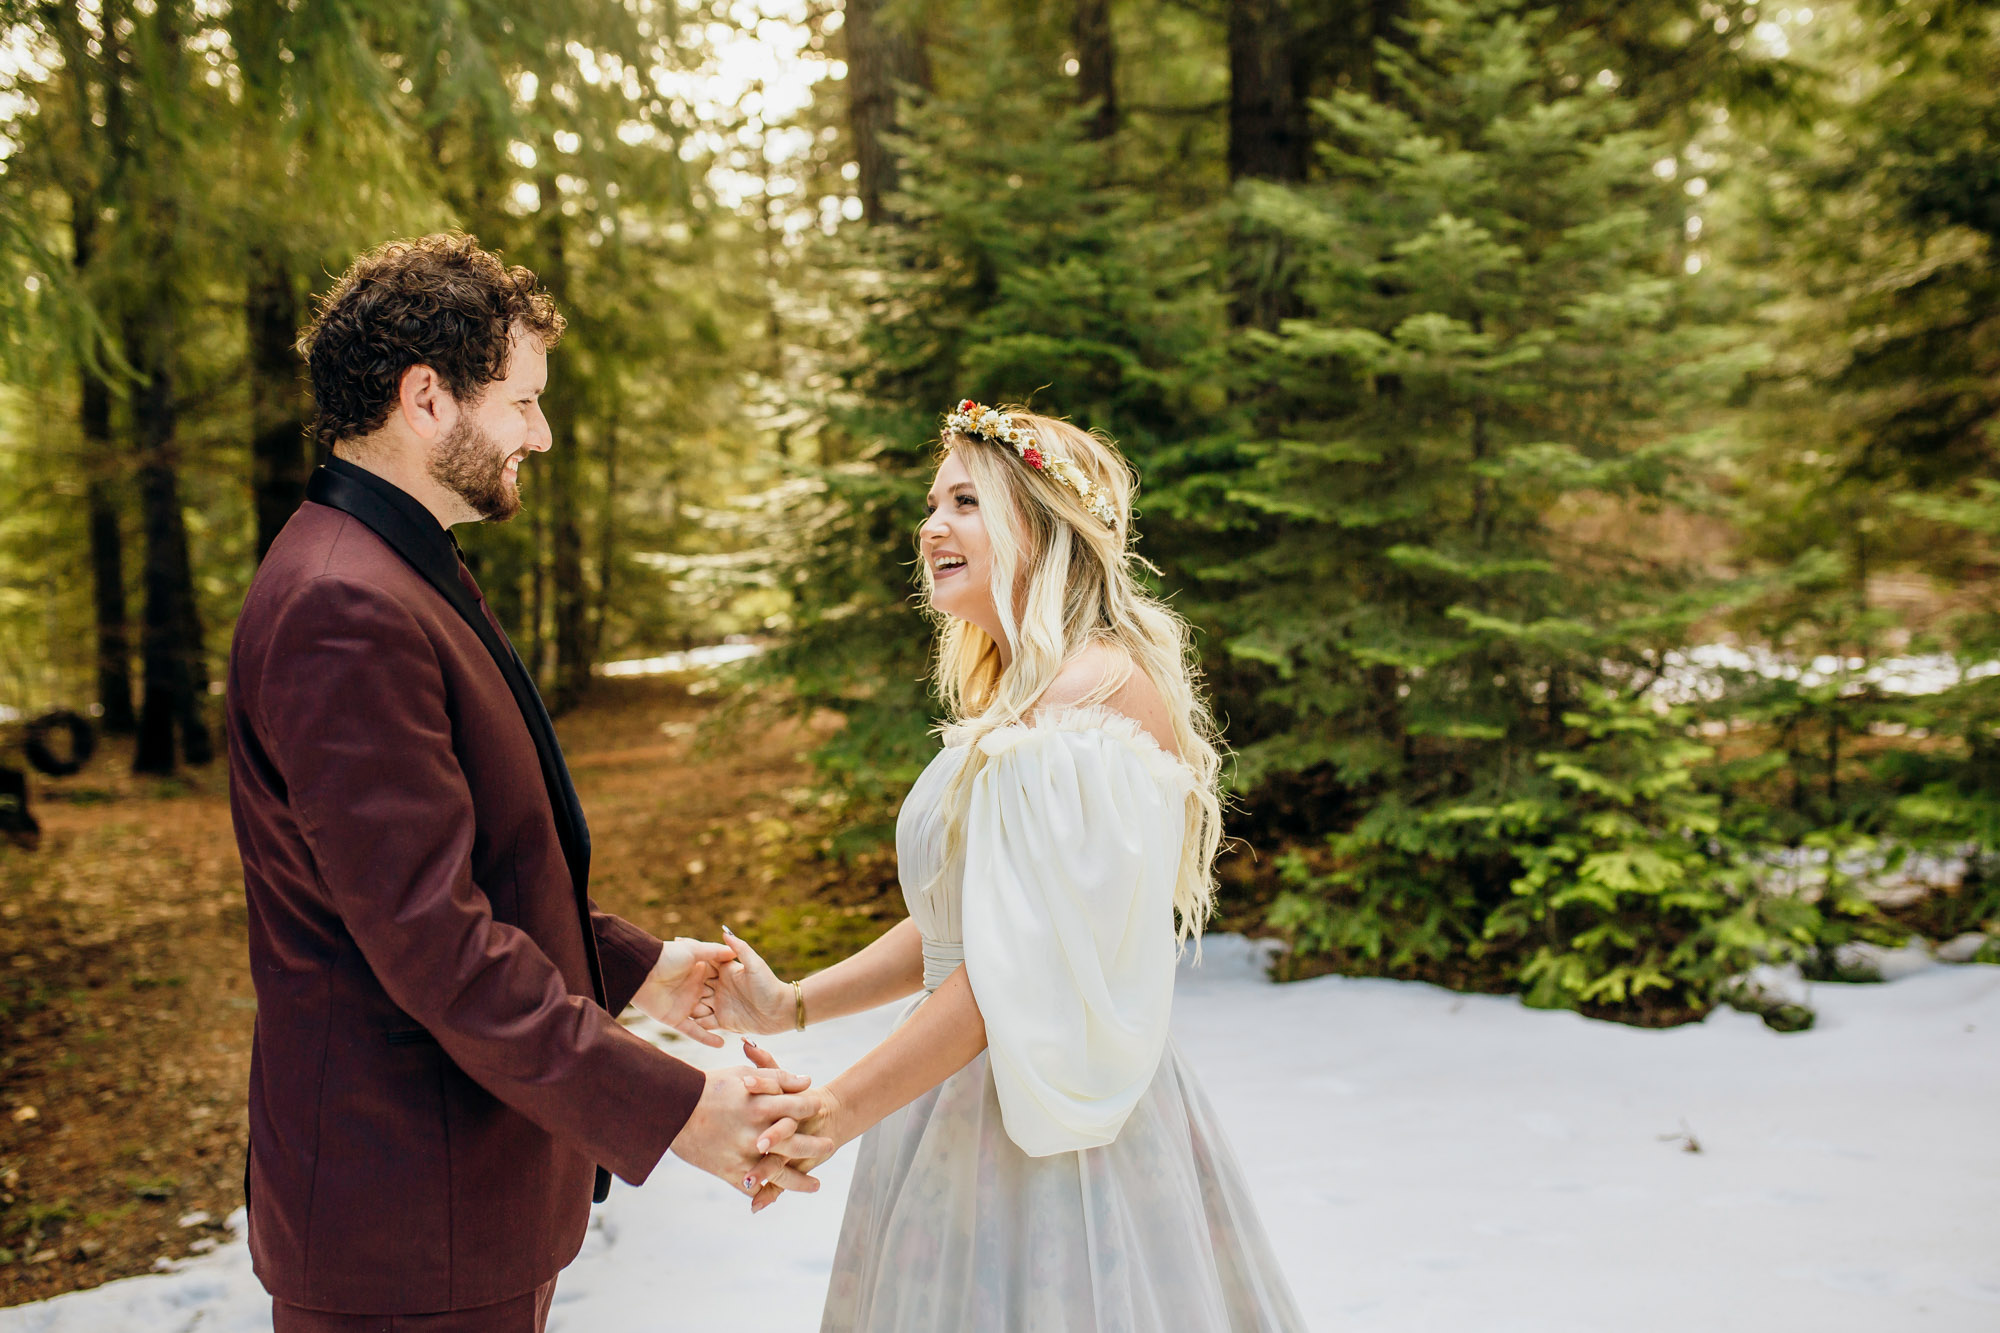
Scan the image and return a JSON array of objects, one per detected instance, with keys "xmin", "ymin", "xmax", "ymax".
[{"xmin": 396, "ymin": 364, "xmax": 456, "ymax": 442}]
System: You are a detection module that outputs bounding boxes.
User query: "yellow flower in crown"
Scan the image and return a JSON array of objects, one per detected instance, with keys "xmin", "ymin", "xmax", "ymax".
[{"xmin": 943, "ymin": 400, "xmax": 1119, "ymax": 528}]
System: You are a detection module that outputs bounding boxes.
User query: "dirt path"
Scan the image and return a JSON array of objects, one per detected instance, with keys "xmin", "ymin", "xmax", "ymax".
[{"xmin": 0, "ymin": 677, "xmax": 901, "ymax": 1306}]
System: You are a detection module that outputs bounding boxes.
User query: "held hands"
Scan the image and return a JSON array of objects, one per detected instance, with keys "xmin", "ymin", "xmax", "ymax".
[
  {"xmin": 631, "ymin": 937, "xmax": 739, "ymax": 1046},
  {"xmin": 691, "ymin": 925, "xmax": 796, "ymax": 1037},
  {"xmin": 667, "ymin": 930, "xmax": 850, "ymax": 1212},
  {"xmin": 747, "ymin": 1054, "xmax": 844, "ymax": 1215},
  {"xmin": 669, "ymin": 1041, "xmax": 833, "ymax": 1205}
]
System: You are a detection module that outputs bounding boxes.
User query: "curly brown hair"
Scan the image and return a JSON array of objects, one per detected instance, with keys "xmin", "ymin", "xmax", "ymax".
[{"xmin": 298, "ymin": 233, "xmax": 565, "ymax": 452}]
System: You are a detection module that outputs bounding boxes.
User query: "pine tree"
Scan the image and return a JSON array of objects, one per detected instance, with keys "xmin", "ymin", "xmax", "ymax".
[{"xmin": 1216, "ymin": 0, "xmax": 1775, "ymax": 1014}]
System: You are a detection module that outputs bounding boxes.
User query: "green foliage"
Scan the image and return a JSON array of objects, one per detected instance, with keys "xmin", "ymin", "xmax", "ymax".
[
  {"xmin": 5, "ymin": 0, "xmax": 1998, "ymax": 1021},
  {"xmin": 765, "ymin": 1, "xmax": 1232, "ymax": 818},
  {"xmin": 1210, "ymin": 0, "xmax": 1746, "ymax": 795},
  {"xmin": 1693, "ymin": 4, "xmax": 2000, "ymax": 958},
  {"xmin": 1200, "ymin": 0, "xmax": 1797, "ymax": 1013},
  {"xmin": 1276, "ymin": 689, "xmax": 1828, "ymax": 1021},
  {"xmin": 0, "ymin": 0, "xmax": 804, "ymax": 717}
]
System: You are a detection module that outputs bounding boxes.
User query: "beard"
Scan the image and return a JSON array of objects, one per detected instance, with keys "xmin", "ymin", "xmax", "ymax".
[{"xmin": 428, "ymin": 415, "xmax": 522, "ymax": 522}]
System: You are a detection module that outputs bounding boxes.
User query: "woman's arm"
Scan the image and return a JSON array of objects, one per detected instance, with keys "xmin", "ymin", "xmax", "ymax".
[
  {"xmin": 820, "ymin": 961, "xmax": 985, "ymax": 1137},
  {"xmin": 701, "ymin": 917, "xmax": 926, "ymax": 1036},
  {"xmin": 748, "ymin": 963, "xmax": 986, "ymax": 1210}
]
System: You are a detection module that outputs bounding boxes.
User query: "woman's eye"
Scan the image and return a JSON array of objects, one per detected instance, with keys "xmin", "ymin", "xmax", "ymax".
[{"xmin": 956, "ymin": 495, "xmax": 977, "ymax": 508}]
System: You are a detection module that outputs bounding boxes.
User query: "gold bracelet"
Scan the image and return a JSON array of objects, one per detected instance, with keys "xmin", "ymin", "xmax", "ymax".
[{"xmin": 793, "ymin": 979, "xmax": 807, "ymax": 1032}]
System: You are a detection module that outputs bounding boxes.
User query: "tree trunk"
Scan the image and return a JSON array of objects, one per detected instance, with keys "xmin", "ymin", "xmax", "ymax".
[
  {"xmin": 547, "ymin": 409, "xmax": 588, "ymax": 715},
  {"xmin": 128, "ymin": 309, "xmax": 212, "ymax": 774},
  {"xmin": 844, "ymin": 0, "xmax": 930, "ymax": 224},
  {"xmin": 1227, "ymin": 0, "xmax": 1307, "ymax": 185},
  {"xmin": 249, "ymin": 244, "xmax": 309, "ymax": 560},
  {"xmin": 1470, "ymin": 406, "xmax": 1492, "ymax": 548},
  {"xmin": 1366, "ymin": 0, "xmax": 1405, "ymax": 97},
  {"xmin": 231, "ymin": 0, "xmax": 311, "ymax": 562},
  {"xmin": 890, "ymin": 12, "xmax": 932, "ymax": 93},
  {"xmin": 528, "ymin": 501, "xmax": 549, "ymax": 688},
  {"xmin": 592, "ymin": 410, "xmax": 620, "ymax": 666},
  {"xmin": 71, "ymin": 207, "xmax": 136, "ymax": 735},
  {"xmin": 536, "ymin": 179, "xmax": 590, "ymax": 714},
  {"xmin": 1075, "ymin": 0, "xmax": 1118, "ymax": 140},
  {"xmin": 1226, "ymin": 0, "xmax": 1310, "ymax": 330},
  {"xmin": 86, "ymin": 470, "xmax": 136, "ymax": 734}
]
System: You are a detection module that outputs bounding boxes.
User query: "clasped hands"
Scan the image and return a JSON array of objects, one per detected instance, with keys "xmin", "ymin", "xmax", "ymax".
[{"xmin": 632, "ymin": 935, "xmax": 840, "ymax": 1213}]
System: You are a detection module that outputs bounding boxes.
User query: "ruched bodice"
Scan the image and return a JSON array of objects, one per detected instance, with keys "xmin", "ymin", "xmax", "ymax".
[{"xmin": 892, "ymin": 739, "xmax": 967, "ymax": 989}]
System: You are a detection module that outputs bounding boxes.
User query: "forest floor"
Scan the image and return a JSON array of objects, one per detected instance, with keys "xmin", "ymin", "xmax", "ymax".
[{"xmin": 0, "ymin": 675, "xmax": 917, "ymax": 1307}]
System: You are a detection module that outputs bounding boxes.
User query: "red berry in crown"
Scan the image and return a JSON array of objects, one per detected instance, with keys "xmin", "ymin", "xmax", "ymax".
[
  {"xmin": 958, "ymin": 399, "xmax": 978, "ymax": 414},
  {"xmin": 1022, "ymin": 447, "xmax": 1045, "ymax": 469}
]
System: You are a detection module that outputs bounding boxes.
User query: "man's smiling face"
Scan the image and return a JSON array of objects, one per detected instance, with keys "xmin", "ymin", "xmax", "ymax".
[{"xmin": 427, "ymin": 326, "xmax": 551, "ymax": 523}]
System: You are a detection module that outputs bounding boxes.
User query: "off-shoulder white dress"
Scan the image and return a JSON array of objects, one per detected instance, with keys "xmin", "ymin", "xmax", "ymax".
[{"xmin": 820, "ymin": 709, "xmax": 1306, "ymax": 1332}]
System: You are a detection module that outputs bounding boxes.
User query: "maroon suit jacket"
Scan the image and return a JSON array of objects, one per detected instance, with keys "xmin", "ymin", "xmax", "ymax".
[{"xmin": 227, "ymin": 461, "xmax": 705, "ymax": 1314}]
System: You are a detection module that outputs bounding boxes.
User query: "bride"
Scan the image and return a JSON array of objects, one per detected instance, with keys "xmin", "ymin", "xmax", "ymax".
[{"xmin": 696, "ymin": 403, "xmax": 1306, "ymax": 1332}]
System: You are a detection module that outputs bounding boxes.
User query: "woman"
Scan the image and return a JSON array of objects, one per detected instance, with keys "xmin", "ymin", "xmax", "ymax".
[{"xmin": 698, "ymin": 404, "xmax": 1305, "ymax": 1331}]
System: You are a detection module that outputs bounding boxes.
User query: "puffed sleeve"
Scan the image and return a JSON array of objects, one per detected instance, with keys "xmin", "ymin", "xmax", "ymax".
[{"xmin": 961, "ymin": 723, "xmax": 1191, "ymax": 1157}]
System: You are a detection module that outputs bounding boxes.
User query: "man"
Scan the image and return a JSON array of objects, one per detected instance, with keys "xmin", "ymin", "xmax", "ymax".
[{"xmin": 226, "ymin": 233, "xmax": 826, "ymax": 1331}]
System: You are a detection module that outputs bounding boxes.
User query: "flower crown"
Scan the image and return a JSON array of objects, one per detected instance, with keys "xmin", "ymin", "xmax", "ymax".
[{"xmin": 943, "ymin": 401, "xmax": 1118, "ymax": 527}]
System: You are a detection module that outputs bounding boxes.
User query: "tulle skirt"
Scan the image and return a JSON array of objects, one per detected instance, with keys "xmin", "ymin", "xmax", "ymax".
[{"xmin": 820, "ymin": 1031, "xmax": 1307, "ymax": 1332}]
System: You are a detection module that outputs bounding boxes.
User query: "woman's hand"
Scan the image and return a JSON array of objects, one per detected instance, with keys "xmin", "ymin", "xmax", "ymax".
[
  {"xmin": 694, "ymin": 926, "xmax": 795, "ymax": 1037},
  {"xmin": 739, "ymin": 1040, "xmax": 846, "ymax": 1215},
  {"xmin": 751, "ymin": 1085, "xmax": 842, "ymax": 1214}
]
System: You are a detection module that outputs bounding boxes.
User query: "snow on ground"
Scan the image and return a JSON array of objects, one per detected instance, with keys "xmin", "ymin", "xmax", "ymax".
[
  {"xmin": 6, "ymin": 937, "xmax": 1998, "ymax": 1332},
  {"xmin": 597, "ymin": 641, "xmax": 764, "ymax": 678}
]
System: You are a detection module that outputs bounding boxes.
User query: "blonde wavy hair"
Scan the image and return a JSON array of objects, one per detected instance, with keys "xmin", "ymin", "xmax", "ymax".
[{"xmin": 920, "ymin": 409, "xmax": 1227, "ymax": 944}]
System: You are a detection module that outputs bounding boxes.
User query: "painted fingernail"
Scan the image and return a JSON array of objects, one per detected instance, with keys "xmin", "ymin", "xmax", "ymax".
[
  {"xmin": 743, "ymin": 1174, "xmax": 757, "ymax": 1192},
  {"xmin": 757, "ymin": 1137, "xmax": 771, "ymax": 1153}
]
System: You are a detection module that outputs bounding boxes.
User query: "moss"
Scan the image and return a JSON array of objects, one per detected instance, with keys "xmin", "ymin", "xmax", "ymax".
[{"xmin": 732, "ymin": 902, "xmax": 901, "ymax": 979}]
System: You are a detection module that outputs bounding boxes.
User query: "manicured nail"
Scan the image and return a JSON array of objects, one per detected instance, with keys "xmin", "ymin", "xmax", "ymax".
[
  {"xmin": 757, "ymin": 1137, "xmax": 771, "ymax": 1153},
  {"xmin": 722, "ymin": 924, "xmax": 737, "ymax": 936},
  {"xmin": 743, "ymin": 1174, "xmax": 757, "ymax": 1192}
]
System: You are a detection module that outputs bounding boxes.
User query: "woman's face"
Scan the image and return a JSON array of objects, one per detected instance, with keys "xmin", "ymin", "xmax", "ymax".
[{"xmin": 920, "ymin": 450, "xmax": 1005, "ymax": 646}]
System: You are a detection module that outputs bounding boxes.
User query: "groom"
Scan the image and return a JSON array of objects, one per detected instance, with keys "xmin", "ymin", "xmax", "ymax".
[{"xmin": 226, "ymin": 233, "xmax": 827, "ymax": 1331}]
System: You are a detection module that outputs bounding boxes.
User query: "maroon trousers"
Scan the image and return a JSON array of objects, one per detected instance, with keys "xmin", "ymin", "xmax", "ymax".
[{"xmin": 272, "ymin": 1279, "xmax": 556, "ymax": 1332}]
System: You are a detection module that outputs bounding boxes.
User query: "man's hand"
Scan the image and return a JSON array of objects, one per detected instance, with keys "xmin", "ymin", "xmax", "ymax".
[
  {"xmin": 631, "ymin": 937, "xmax": 738, "ymax": 1046},
  {"xmin": 669, "ymin": 1055, "xmax": 834, "ymax": 1199}
]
